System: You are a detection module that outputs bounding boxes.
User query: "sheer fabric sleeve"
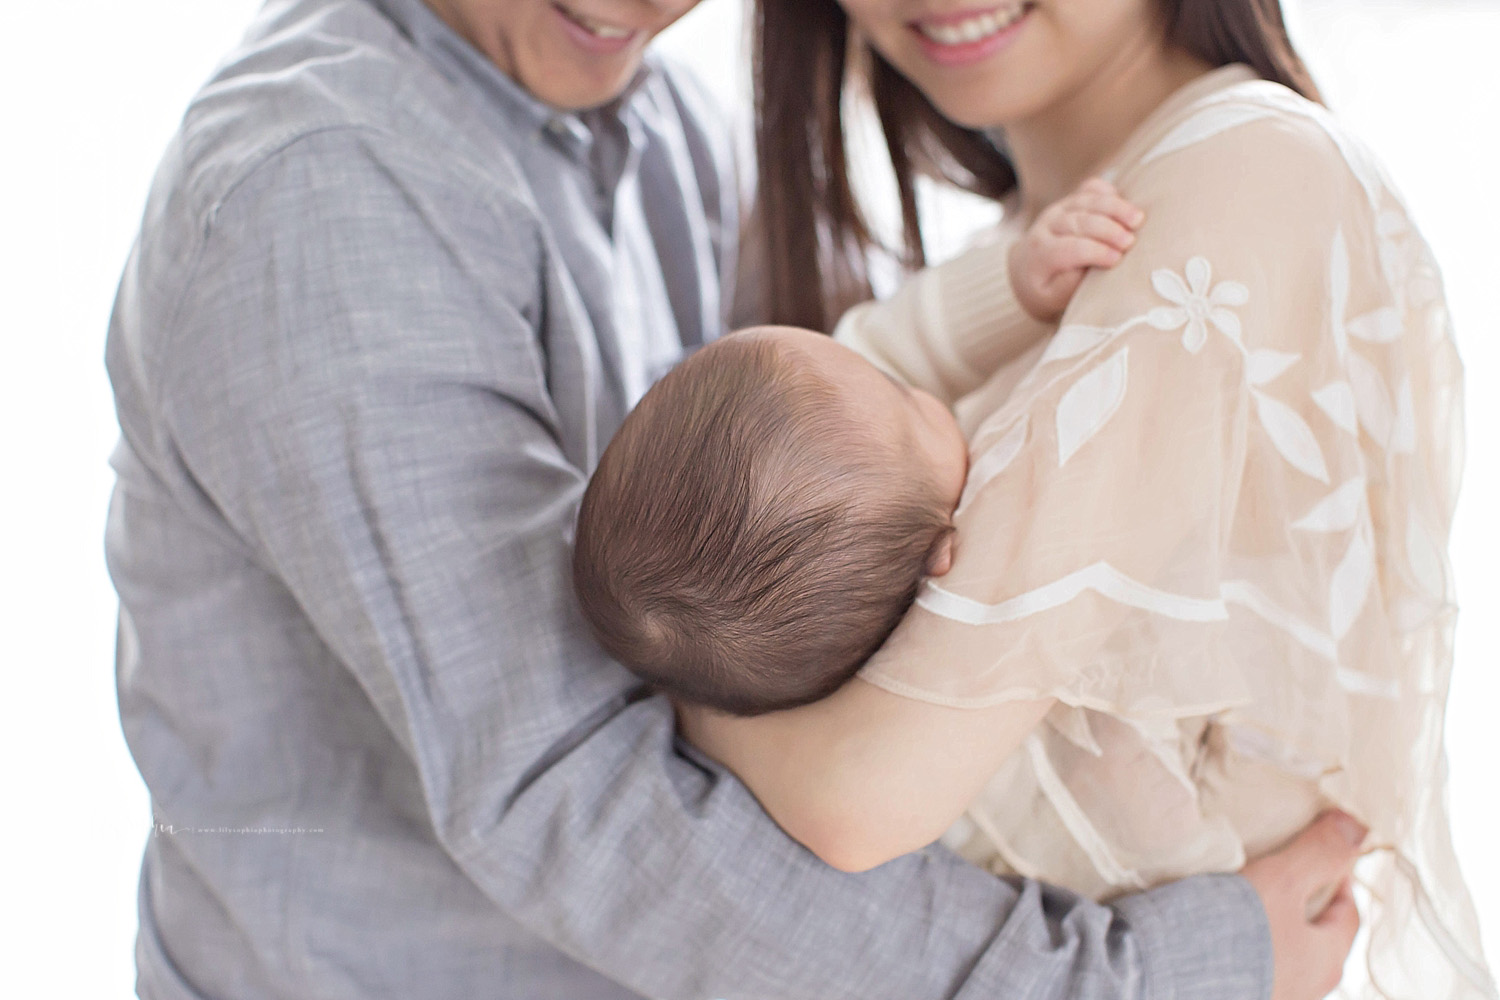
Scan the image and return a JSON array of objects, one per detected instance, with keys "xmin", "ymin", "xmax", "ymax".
[
  {"xmin": 855, "ymin": 113, "xmax": 1362, "ymax": 719},
  {"xmin": 861, "ymin": 97, "xmax": 1494, "ymax": 999},
  {"xmin": 833, "ymin": 223, "xmax": 1051, "ymax": 404}
]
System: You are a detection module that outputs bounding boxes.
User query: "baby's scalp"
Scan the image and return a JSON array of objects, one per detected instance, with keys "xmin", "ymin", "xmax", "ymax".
[{"xmin": 572, "ymin": 328, "xmax": 956, "ymax": 716}]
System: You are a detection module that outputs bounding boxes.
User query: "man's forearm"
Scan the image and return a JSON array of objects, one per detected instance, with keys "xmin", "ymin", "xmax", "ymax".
[{"xmin": 452, "ymin": 695, "xmax": 1271, "ymax": 1000}]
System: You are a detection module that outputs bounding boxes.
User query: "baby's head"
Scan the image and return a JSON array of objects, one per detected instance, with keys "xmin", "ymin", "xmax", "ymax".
[{"xmin": 572, "ymin": 326, "xmax": 967, "ymax": 716}]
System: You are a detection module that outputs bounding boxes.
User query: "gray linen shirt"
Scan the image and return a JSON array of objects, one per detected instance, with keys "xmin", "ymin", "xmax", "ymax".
[{"xmin": 105, "ymin": 0, "xmax": 1273, "ymax": 996}]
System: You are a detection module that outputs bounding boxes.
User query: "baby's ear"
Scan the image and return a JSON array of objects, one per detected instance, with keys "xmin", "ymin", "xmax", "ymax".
[{"xmin": 925, "ymin": 531, "xmax": 956, "ymax": 577}]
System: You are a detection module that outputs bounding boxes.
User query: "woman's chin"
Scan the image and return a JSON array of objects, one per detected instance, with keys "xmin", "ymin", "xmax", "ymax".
[
  {"xmin": 910, "ymin": 80, "xmax": 1037, "ymax": 131},
  {"xmin": 926, "ymin": 95, "xmax": 1017, "ymax": 132}
]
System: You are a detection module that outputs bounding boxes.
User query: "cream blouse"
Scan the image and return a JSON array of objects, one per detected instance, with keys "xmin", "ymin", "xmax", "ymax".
[{"xmin": 836, "ymin": 65, "xmax": 1493, "ymax": 1000}]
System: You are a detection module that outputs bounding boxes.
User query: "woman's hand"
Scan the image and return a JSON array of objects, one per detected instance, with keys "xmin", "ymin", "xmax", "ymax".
[{"xmin": 1241, "ymin": 810, "xmax": 1367, "ymax": 1000}]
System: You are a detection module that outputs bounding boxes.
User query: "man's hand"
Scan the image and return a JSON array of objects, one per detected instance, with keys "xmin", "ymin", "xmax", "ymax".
[
  {"xmin": 1008, "ymin": 177, "xmax": 1144, "ymax": 323},
  {"xmin": 1242, "ymin": 810, "xmax": 1367, "ymax": 1000}
]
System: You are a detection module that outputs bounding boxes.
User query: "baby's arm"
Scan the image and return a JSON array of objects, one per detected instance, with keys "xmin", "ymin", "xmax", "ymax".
[
  {"xmin": 835, "ymin": 179, "xmax": 1141, "ymax": 401},
  {"xmin": 1008, "ymin": 178, "xmax": 1144, "ymax": 323},
  {"xmin": 833, "ymin": 226, "xmax": 1045, "ymax": 405},
  {"xmin": 678, "ymin": 678, "xmax": 1054, "ymax": 873}
]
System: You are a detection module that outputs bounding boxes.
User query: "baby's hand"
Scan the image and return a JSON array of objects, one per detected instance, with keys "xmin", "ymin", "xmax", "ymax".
[{"xmin": 1008, "ymin": 178, "xmax": 1144, "ymax": 323}]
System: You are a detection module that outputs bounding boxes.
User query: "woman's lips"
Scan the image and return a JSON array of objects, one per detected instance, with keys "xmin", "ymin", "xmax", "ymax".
[{"xmin": 909, "ymin": 4, "xmax": 1033, "ymax": 67}]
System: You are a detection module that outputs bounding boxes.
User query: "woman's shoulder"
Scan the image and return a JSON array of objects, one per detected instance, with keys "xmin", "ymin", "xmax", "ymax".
[{"xmin": 1118, "ymin": 71, "xmax": 1388, "ymax": 216}]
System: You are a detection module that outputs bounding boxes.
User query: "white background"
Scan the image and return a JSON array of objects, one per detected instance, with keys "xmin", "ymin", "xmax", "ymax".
[{"xmin": 1, "ymin": 0, "xmax": 1494, "ymax": 994}]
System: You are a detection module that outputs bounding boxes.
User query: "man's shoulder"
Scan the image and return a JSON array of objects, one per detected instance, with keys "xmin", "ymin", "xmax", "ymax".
[{"xmin": 165, "ymin": 0, "xmax": 512, "ymax": 228}]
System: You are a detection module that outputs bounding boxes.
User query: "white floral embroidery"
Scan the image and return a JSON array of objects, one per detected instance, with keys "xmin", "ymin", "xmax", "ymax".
[
  {"xmin": 1147, "ymin": 256, "xmax": 1249, "ymax": 352},
  {"xmin": 1254, "ymin": 391, "xmax": 1330, "ymax": 483},
  {"xmin": 1346, "ymin": 348, "xmax": 1395, "ymax": 449},
  {"xmin": 1405, "ymin": 510, "xmax": 1447, "ymax": 601},
  {"xmin": 1247, "ymin": 349, "xmax": 1300, "ymax": 387},
  {"xmin": 1056, "ymin": 348, "xmax": 1130, "ymax": 467},
  {"xmin": 1330, "ymin": 230, "xmax": 1352, "ymax": 360},
  {"xmin": 1348, "ymin": 307, "xmax": 1403, "ymax": 343},
  {"xmin": 960, "ymin": 416, "xmax": 1030, "ymax": 511},
  {"xmin": 1312, "ymin": 381, "xmax": 1359, "ymax": 434},
  {"xmin": 1390, "ymin": 377, "xmax": 1416, "ymax": 455},
  {"xmin": 1329, "ymin": 520, "xmax": 1375, "ymax": 640},
  {"xmin": 1293, "ymin": 477, "xmax": 1367, "ymax": 534}
]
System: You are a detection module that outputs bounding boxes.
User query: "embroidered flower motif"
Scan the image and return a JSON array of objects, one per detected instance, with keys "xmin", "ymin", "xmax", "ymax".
[{"xmin": 1146, "ymin": 256, "xmax": 1249, "ymax": 352}]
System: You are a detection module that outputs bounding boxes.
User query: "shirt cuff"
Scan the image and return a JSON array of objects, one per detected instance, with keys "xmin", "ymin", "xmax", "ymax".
[{"xmin": 1114, "ymin": 873, "xmax": 1273, "ymax": 1000}]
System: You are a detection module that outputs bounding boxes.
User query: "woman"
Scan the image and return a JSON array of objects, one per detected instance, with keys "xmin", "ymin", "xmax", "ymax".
[{"xmin": 683, "ymin": 0, "xmax": 1495, "ymax": 997}]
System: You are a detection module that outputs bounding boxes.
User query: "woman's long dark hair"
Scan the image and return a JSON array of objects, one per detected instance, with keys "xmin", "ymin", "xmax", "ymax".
[{"xmin": 753, "ymin": 0, "xmax": 1322, "ymax": 331}]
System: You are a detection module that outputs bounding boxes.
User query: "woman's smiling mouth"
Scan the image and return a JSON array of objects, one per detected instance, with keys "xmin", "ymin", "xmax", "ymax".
[{"xmin": 912, "ymin": 3, "xmax": 1034, "ymax": 47}]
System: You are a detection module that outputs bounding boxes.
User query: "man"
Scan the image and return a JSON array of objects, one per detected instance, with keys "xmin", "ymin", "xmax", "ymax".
[{"xmin": 106, "ymin": 0, "xmax": 1361, "ymax": 996}]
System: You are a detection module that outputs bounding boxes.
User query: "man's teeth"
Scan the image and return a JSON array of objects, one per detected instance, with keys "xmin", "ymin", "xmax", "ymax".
[
  {"xmin": 917, "ymin": 5, "xmax": 1028, "ymax": 45},
  {"xmin": 566, "ymin": 8, "xmax": 633, "ymax": 39}
]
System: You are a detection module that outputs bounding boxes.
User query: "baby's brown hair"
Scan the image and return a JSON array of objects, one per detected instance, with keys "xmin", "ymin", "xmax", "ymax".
[{"xmin": 572, "ymin": 332, "xmax": 953, "ymax": 716}]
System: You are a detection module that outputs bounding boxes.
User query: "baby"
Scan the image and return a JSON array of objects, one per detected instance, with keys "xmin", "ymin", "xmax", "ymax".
[{"xmin": 571, "ymin": 179, "xmax": 1142, "ymax": 715}]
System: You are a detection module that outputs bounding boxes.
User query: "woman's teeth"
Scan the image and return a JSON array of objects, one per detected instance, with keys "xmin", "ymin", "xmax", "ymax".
[
  {"xmin": 917, "ymin": 5, "xmax": 1029, "ymax": 45},
  {"xmin": 558, "ymin": 5, "xmax": 634, "ymax": 39}
]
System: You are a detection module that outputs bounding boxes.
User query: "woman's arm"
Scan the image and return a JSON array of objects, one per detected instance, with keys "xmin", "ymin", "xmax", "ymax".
[{"xmin": 678, "ymin": 679, "xmax": 1053, "ymax": 872}]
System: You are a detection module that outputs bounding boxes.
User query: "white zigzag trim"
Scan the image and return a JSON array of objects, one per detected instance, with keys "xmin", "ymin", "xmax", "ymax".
[
  {"xmin": 1220, "ymin": 579, "xmax": 1337, "ymax": 660},
  {"xmin": 917, "ymin": 561, "xmax": 1229, "ymax": 626}
]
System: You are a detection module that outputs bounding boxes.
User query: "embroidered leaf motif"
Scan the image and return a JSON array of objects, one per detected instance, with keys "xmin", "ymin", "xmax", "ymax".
[
  {"xmin": 1330, "ymin": 229, "xmax": 1350, "ymax": 359},
  {"xmin": 1312, "ymin": 381, "xmax": 1359, "ymax": 434},
  {"xmin": 1293, "ymin": 477, "xmax": 1366, "ymax": 533},
  {"xmin": 1247, "ymin": 350, "xmax": 1300, "ymax": 387},
  {"xmin": 1406, "ymin": 510, "xmax": 1446, "ymax": 600},
  {"xmin": 963, "ymin": 416, "xmax": 1030, "ymax": 505},
  {"xmin": 1254, "ymin": 391, "xmax": 1330, "ymax": 483},
  {"xmin": 1390, "ymin": 377, "xmax": 1416, "ymax": 455},
  {"xmin": 1043, "ymin": 325, "xmax": 1112, "ymax": 363},
  {"xmin": 1147, "ymin": 306, "xmax": 1188, "ymax": 331},
  {"xmin": 1056, "ymin": 348, "xmax": 1129, "ymax": 468},
  {"xmin": 1346, "ymin": 349, "xmax": 1394, "ymax": 449},
  {"xmin": 1329, "ymin": 524, "xmax": 1375, "ymax": 640},
  {"xmin": 1347, "ymin": 307, "xmax": 1403, "ymax": 343}
]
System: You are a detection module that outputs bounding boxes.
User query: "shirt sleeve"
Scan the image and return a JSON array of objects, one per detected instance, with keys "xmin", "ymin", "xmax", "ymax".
[
  {"xmin": 834, "ymin": 223, "xmax": 1051, "ymax": 404},
  {"xmin": 159, "ymin": 126, "xmax": 1272, "ymax": 1000}
]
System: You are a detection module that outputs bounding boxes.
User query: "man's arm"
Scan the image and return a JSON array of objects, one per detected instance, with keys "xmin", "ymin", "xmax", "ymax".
[{"xmin": 159, "ymin": 127, "xmax": 1272, "ymax": 1000}]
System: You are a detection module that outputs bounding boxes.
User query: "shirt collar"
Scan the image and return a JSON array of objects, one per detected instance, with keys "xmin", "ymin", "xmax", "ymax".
[{"xmin": 368, "ymin": 0, "xmax": 651, "ymax": 152}]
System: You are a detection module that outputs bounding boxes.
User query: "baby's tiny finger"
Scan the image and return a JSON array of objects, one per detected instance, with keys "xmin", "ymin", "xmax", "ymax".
[
  {"xmin": 1069, "ymin": 211, "xmax": 1136, "ymax": 251},
  {"xmin": 1051, "ymin": 235, "xmax": 1124, "ymax": 274},
  {"xmin": 1068, "ymin": 190, "xmax": 1145, "ymax": 229}
]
